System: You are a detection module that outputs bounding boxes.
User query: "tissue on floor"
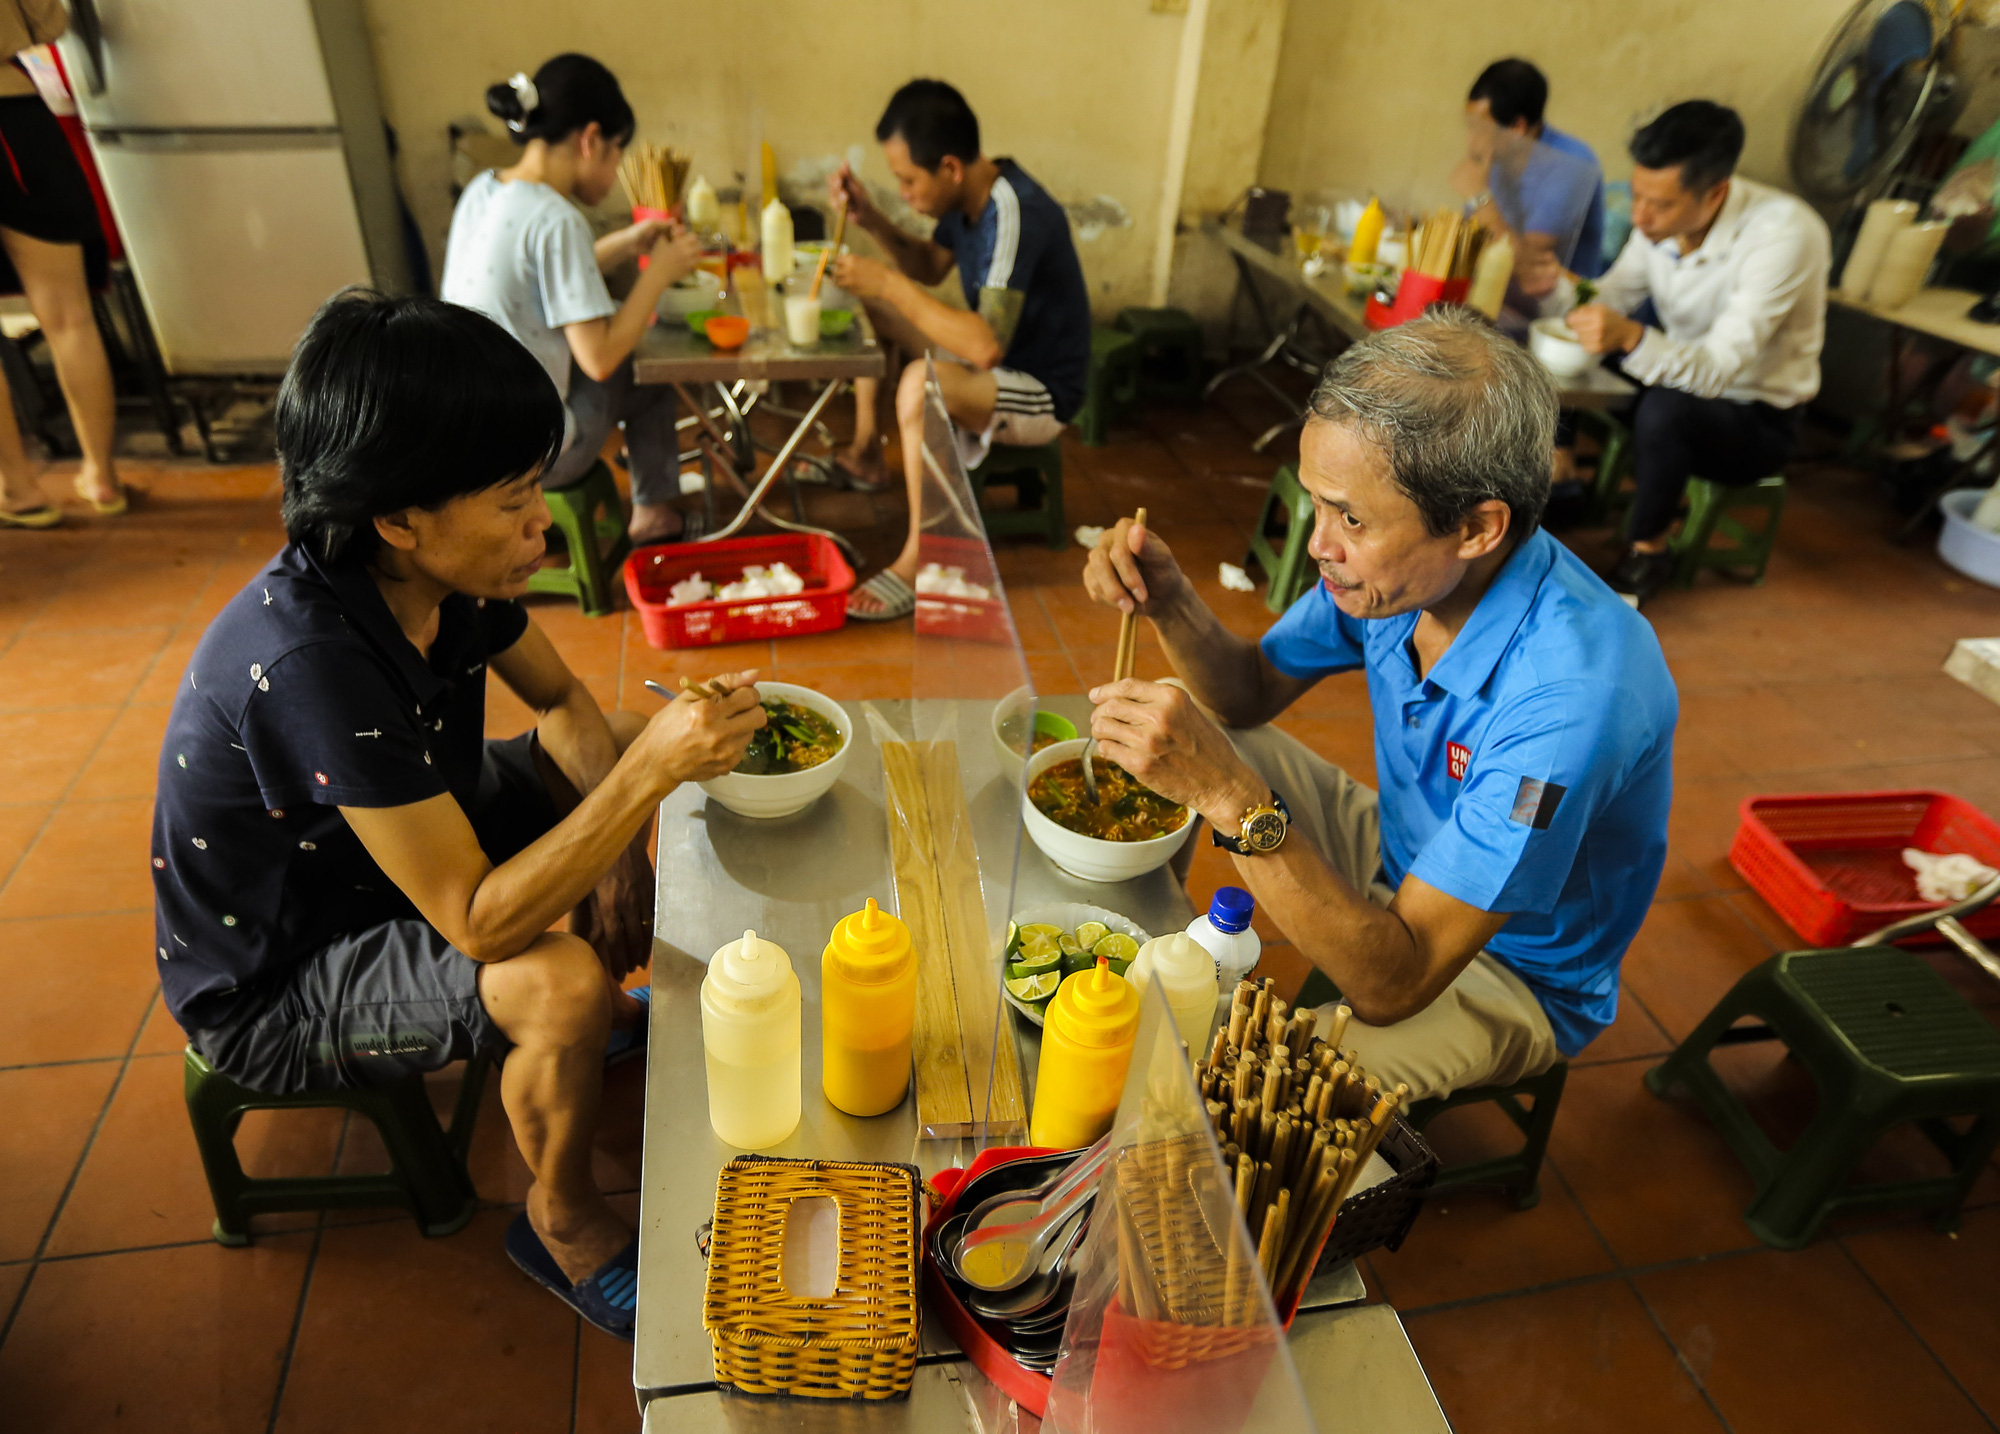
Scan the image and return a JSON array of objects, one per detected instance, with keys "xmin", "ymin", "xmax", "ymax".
[
  {"xmin": 1218, "ymin": 562, "xmax": 1256, "ymax": 592},
  {"xmin": 1904, "ymin": 847, "xmax": 2000, "ymax": 903}
]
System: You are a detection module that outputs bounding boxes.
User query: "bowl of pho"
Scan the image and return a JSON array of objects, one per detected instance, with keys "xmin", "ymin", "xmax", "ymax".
[
  {"xmin": 990, "ymin": 685, "xmax": 1080, "ymax": 778},
  {"xmin": 1020, "ymin": 738, "xmax": 1195, "ymax": 883},
  {"xmin": 698, "ymin": 681, "xmax": 852, "ymax": 819}
]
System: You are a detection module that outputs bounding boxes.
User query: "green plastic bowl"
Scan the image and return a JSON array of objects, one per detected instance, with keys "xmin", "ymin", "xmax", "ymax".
[
  {"xmin": 819, "ymin": 308, "xmax": 855, "ymax": 338},
  {"xmin": 685, "ymin": 309, "xmax": 725, "ymax": 338}
]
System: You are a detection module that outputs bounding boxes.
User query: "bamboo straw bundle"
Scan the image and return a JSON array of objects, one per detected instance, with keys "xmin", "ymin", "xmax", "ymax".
[
  {"xmin": 1194, "ymin": 978, "xmax": 1409, "ymax": 1317},
  {"xmin": 619, "ymin": 140, "xmax": 692, "ymax": 213},
  {"xmin": 1405, "ymin": 206, "xmax": 1490, "ymax": 283}
]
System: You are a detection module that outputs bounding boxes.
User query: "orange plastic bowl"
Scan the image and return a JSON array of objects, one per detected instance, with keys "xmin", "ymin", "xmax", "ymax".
[{"xmin": 704, "ymin": 315, "xmax": 750, "ymax": 350}]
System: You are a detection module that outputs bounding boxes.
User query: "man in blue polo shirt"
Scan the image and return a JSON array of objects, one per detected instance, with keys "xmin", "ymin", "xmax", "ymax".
[
  {"xmin": 1082, "ymin": 310, "xmax": 1675, "ymax": 1098},
  {"xmin": 1452, "ymin": 59, "xmax": 1608, "ymax": 295}
]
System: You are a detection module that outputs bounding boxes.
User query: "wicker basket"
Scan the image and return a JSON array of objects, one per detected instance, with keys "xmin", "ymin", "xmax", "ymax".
[
  {"xmin": 702, "ymin": 1155, "xmax": 922, "ymax": 1400},
  {"xmin": 1311, "ymin": 1117, "xmax": 1437, "ymax": 1274}
]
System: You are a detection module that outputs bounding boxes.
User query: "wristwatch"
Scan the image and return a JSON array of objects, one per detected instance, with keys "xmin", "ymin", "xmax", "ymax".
[{"xmin": 1211, "ymin": 790, "xmax": 1291, "ymax": 856}]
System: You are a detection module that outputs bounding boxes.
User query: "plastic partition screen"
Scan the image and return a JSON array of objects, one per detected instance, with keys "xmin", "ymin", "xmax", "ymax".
[
  {"xmin": 874, "ymin": 359, "xmax": 1039, "ymax": 1145},
  {"xmin": 1044, "ymin": 983, "xmax": 1316, "ymax": 1434}
]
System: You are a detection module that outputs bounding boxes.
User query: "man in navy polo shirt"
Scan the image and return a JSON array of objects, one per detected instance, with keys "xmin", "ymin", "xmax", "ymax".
[
  {"xmin": 1083, "ymin": 310, "xmax": 1676, "ymax": 1100},
  {"xmin": 152, "ymin": 291, "xmax": 765, "ymax": 1338},
  {"xmin": 821, "ymin": 77, "xmax": 1091, "ymax": 621}
]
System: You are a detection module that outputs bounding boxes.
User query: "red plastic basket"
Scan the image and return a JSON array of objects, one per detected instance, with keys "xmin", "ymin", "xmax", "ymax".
[
  {"xmin": 624, "ymin": 533, "xmax": 854, "ymax": 649},
  {"xmin": 1728, "ymin": 790, "xmax": 2000, "ymax": 947}
]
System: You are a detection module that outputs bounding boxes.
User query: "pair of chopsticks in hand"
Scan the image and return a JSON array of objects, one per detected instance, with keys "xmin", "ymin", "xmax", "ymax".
[
  {"xmin": 642, "ymin": 676, "xmax": 734, "ymax": 703},
  {"xmin": 1110, "ymin": 507, "xmax": 1148, "ymax": 684}
]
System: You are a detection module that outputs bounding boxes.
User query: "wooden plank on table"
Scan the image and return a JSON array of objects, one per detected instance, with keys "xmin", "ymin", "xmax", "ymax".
[
  {"xmin": 923, "ymin": 742, "xmax": 1027, "ymax": 1136},
  {"xmin": 881, "ymin": 741, "xmax": 972, "ymax": 1135}
]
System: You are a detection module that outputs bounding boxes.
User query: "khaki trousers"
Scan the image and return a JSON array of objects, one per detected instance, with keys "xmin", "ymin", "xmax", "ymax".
[{"xmin": 1218, "ymin": 723, "xmax": 1561, "ymax": 1102}]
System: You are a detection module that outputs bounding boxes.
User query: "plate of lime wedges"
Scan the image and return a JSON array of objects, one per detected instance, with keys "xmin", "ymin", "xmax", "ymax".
[{"xmin": 1001, "ymin": 903, "xmax": 1151, "ymax": 1027}]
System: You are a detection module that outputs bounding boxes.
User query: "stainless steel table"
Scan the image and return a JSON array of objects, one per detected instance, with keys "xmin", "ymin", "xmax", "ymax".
[
  {"xmin": 634, "ymin": 693, "xmax": 1437, "ymax": 1426},
  {"xmin": 637, "ymin": 1300, "xmax": 1451, "ymax": 1433},
  {"xmin": 1203, "ymin": 217, "xmax": 1635, "ymax": 450},
  {"xmin": 636, "ymin": 695, "xmax": 1196, "ymax": 1403},
  {"xmin": 631, "ymin": 309, "xmax": 886, "ymax": 557}
]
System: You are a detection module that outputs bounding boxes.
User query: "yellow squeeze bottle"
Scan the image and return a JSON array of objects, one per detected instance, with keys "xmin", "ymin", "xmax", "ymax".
[
  {"xmin": 1349, "ymin": 198, "xmax": 1385, "ymax": 266},
  {"xmin": 1030, "ymin": 956, "xmax": 1141, "ymax": 1150},
  {"xmin": 821, "ymin": 898, "xmax": 917, "ymax": 1116},
  {"xmin": 700, "ymin": 929, "xmax": 801, "ymax": 1149}
]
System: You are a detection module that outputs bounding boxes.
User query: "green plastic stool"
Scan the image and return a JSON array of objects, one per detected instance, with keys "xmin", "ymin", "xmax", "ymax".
[
  {"xmin": 1645, "ymin": 947, "xmax": 2000, "ymax": 1249},
  {"xmin": 527, "ymin": 459, "xmax": 631, "ymax": 617},
  {"xmin": 184, "ymin": 1045, "xmax": 491, "ymax": 1246},
  {"xmin": 1572, "ymin": 409, "xmax": 1635, "ymax": 527},
  {"xmin": 1076, "ymin": 328, "xmax": 1141, "ymax": 446},
  {"xmin": 1115, "ymin": 306, "xmax": 1205, "ymax": 403},
  {"xmin": 1245, "ymin": 463, "xmax": 1317, "ymax": 614},
  {"xmin": 969, "ymin": 439, "xmax": 1066, "ymax": 550},
  {"xmin": 1407, "ymin": 1062, "xmax": 1568, "ymax": 1210},
  {"xmin": 1669, "ymin": 474, "xmax": 1785, "ymax": 588}
]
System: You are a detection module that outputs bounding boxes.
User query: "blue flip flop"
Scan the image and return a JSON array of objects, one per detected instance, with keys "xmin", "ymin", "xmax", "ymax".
[
  {"xmin": 505, "ymin": 1212, "xmax": 640, "ymax": 1341},
  {"xmin": 605, "ymin": 986, "xmax": 650, "ymax": 1067}
]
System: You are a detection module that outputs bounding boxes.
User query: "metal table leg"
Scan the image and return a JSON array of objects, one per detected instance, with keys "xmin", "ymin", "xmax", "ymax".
[{"xmin": 673, "ymin": 379, "xmax": 862, "ymax": 564}]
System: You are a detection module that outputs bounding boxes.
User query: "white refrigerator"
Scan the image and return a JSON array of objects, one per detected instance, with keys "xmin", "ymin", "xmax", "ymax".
[{"xmin": 57, "ymin": 0, "xmax": 412, "ymax": 376}]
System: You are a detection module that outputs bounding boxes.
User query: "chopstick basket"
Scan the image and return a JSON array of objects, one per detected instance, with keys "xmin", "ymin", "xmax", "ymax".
[
  {"xmin": 1309, "ymin": 1115, "xmax": 1436, "ymax": 1274},
  {"xmin": 702, "ymin": 1155, "xmax": 923, "ymax": 1400},
  {"xmin": 1364, "ymin": 272, "xmax": 1471, "ymax": 330}
]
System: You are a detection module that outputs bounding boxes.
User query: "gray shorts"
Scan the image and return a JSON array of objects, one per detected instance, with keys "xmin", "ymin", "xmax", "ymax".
[{"xmin": 192, "ymin": 733, "xmax": 558, "ymax": 1094}]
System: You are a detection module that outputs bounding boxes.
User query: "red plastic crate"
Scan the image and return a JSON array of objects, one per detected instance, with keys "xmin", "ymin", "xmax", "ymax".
[
  {"xmin": 623, "ymin": 533, "xmax": 854, "ymax": 650},
  {"xmin": 1728, "ymin": 790, "xmax": 2000, "ymax": 947}
]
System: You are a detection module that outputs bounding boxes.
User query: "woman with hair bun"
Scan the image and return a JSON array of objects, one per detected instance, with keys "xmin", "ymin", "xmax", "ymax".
[{"xmin": 442, "ymin": 53, "xmax": 699, "ymax": 544}]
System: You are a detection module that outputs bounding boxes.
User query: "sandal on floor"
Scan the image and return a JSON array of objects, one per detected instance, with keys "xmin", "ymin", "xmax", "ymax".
[
  {"xmin": 630, "ymin": 511, "xmax": 706, "ymax": 548},
  {"xmin": 74, "ymin": 476, "xmax": 128, "ymax": 517},
  {"xmin": 0, "ymin": 504, "xmax": 61, "ymax": 530},
  {"xmin": 505, "ymin": 1213, "xmax": 639, "ymax": 1341},
  {"xmin": 847, "ymin": 568, "xmax": 915, "ymax": 622},
  {"xmin": 605, "ymin": 986, "xmax": 650, "ymax": 1067}
]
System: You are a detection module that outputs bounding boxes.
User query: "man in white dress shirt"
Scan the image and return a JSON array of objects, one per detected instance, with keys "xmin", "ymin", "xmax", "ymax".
[{"xmin": 1566, "ymin": 101, "xmax": 1830, "ymax": 605}]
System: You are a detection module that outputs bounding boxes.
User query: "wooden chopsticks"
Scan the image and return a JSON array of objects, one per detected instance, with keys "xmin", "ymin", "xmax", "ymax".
[
  {"xmin": 808, "ymin": 202, "xmax": 850, "ymax": 304},
  {"xmin": 1111, "ymin": 506, "xmax": 1148, "ymax": 684}
]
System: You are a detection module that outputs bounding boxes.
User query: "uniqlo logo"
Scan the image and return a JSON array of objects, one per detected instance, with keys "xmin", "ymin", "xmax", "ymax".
[{"xmin": 1446, "ymin": 742, "xmax": 1470, "ymax": 781}]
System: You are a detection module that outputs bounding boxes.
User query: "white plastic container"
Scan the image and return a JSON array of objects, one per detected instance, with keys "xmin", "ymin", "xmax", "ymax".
[
  {"xmin": 1128, "ymin": 932, "xmax": 1222, "ymax": 1055},
  {"xmin": 699, "ymin": 928, "xmax": 802, "ymax": 1149},
  {"xmin": 685, "ymin": 174, "xmax": 721, "ymax": 231},
  {"xmin": 1187, "ymin": 887, "xmax": 1261, "ymax": 1023},
  {"xmin": 760, "ymin": 197, "xmax": 794, "ymax": 283},
  {"xmin": 1938, "ymin": 489, "xmax": 2000, "ymax": 589}
]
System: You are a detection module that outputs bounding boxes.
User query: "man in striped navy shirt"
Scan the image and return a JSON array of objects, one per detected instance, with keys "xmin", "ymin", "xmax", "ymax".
[{"xmin": 827, "ymin": 78, "xmax": 1092, "ymax": 620}]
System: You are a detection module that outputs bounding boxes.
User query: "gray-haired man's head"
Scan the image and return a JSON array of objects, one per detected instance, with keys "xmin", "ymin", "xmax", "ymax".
[{"xmin": 1296, "ymin": 308, "xmax": 1557, "ymax": 620}]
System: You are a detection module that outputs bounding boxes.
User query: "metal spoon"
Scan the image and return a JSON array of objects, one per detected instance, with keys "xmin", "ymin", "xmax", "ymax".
[
  {"xmin": 963, "ymin": 1133, "xmax": 1110, "ymax": 1238},
  {"xmin": 962, "ymin": 1204, "xmax": 1091, "ymax": 1318},
  {"xmin": 953, "ymin": 1167, "xmax": 1100, "ymax": 1293}
]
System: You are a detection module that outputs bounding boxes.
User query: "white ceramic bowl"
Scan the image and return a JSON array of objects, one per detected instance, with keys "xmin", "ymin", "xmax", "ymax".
[
  {"xmin": 1938, "ymin": 489, "xmax": 2000, "ymax": 588},
  {"xmin": 655, "ymin": 268, "xmax": 723, "ymax": 319},
  {"xmin": 1021, "ymin": 739, "xmax": 1195, "ymax": 883},
  {"xmin": 697, "ymin": 682, "xmax": 852, "ymax": 819},
  {"xmin": 1529, "ymin": 317, "xmax": 1595, "ymax": 379},
  {"xmin": 990, "ymin": 686, "xmax": 1081, "ymax": 779}
]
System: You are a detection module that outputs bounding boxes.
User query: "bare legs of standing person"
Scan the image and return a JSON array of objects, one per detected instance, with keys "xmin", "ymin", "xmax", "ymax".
[{"xmin": 0, "ymin": 227, "xmax": 121, "ymax": 508}]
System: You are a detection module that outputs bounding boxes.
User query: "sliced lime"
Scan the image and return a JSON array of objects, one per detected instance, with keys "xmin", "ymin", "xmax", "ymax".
[
  {"xmin": 1059, "ymin": 932, "xmax": 1083, "ymax": 956},
  {"xmin": 1019, "ymin": 923, "xmax": 1064, "ymax": 945},
  {"xmin": 1061, "ymin": 948, "xmax": 1096, "ymax": 979},
  {"xmin": 1005, "ymin": 973, "xmax": 1060, "ymax": 1005},
  {"xmin": 1004, "ymin": 921, "xmax": 1020, "ymax": 959},
  {"xmin": 1019, "ymin": 933, "xmax": 1060, "ymax": 964},
  {"xmin": 1107, "ymin": 956, "xmax": 1133, "ymax": 978},
  {"xmin": 1012, "ymin": 947, "xmax": 1062, "ymax": 976},
  {"xmin": 1075, "ymin": 921, "xmax": 1111, "ymax": 951},
  {"xmin": 1092, "ymin": 933, "xmax": 1140, "ymax": 965}
]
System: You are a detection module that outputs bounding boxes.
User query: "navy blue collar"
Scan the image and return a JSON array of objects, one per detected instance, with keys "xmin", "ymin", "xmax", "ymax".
[{"xmin": 300, "ymin": 546, "xmax": 451, "ymax": 709}]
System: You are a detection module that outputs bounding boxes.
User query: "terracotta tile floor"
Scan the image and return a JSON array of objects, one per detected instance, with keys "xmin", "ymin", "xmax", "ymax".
[{"xmin": 2, "ymin": 382, "xmax": 1999, "ymax": 1434}]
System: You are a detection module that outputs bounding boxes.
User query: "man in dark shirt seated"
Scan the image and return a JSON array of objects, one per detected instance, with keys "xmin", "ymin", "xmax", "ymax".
[
  {"xmin": 822, "ymin": 78, "xmax": 1092, "ymax": 620},
  {"xmin": 151, "ymin": 291, "xmax": 765, "ymax": 1340}
]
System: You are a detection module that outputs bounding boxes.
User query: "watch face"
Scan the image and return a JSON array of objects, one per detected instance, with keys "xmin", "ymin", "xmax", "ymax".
[{"xmin": 1244, "ymin": 808, "xmax": 1287, "ymax": 853}]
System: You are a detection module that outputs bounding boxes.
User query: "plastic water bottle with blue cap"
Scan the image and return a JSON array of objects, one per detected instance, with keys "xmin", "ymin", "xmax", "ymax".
[{"xmin": 1185, "ymin": 886, "xmax": 1260, "ymax": 1025}]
